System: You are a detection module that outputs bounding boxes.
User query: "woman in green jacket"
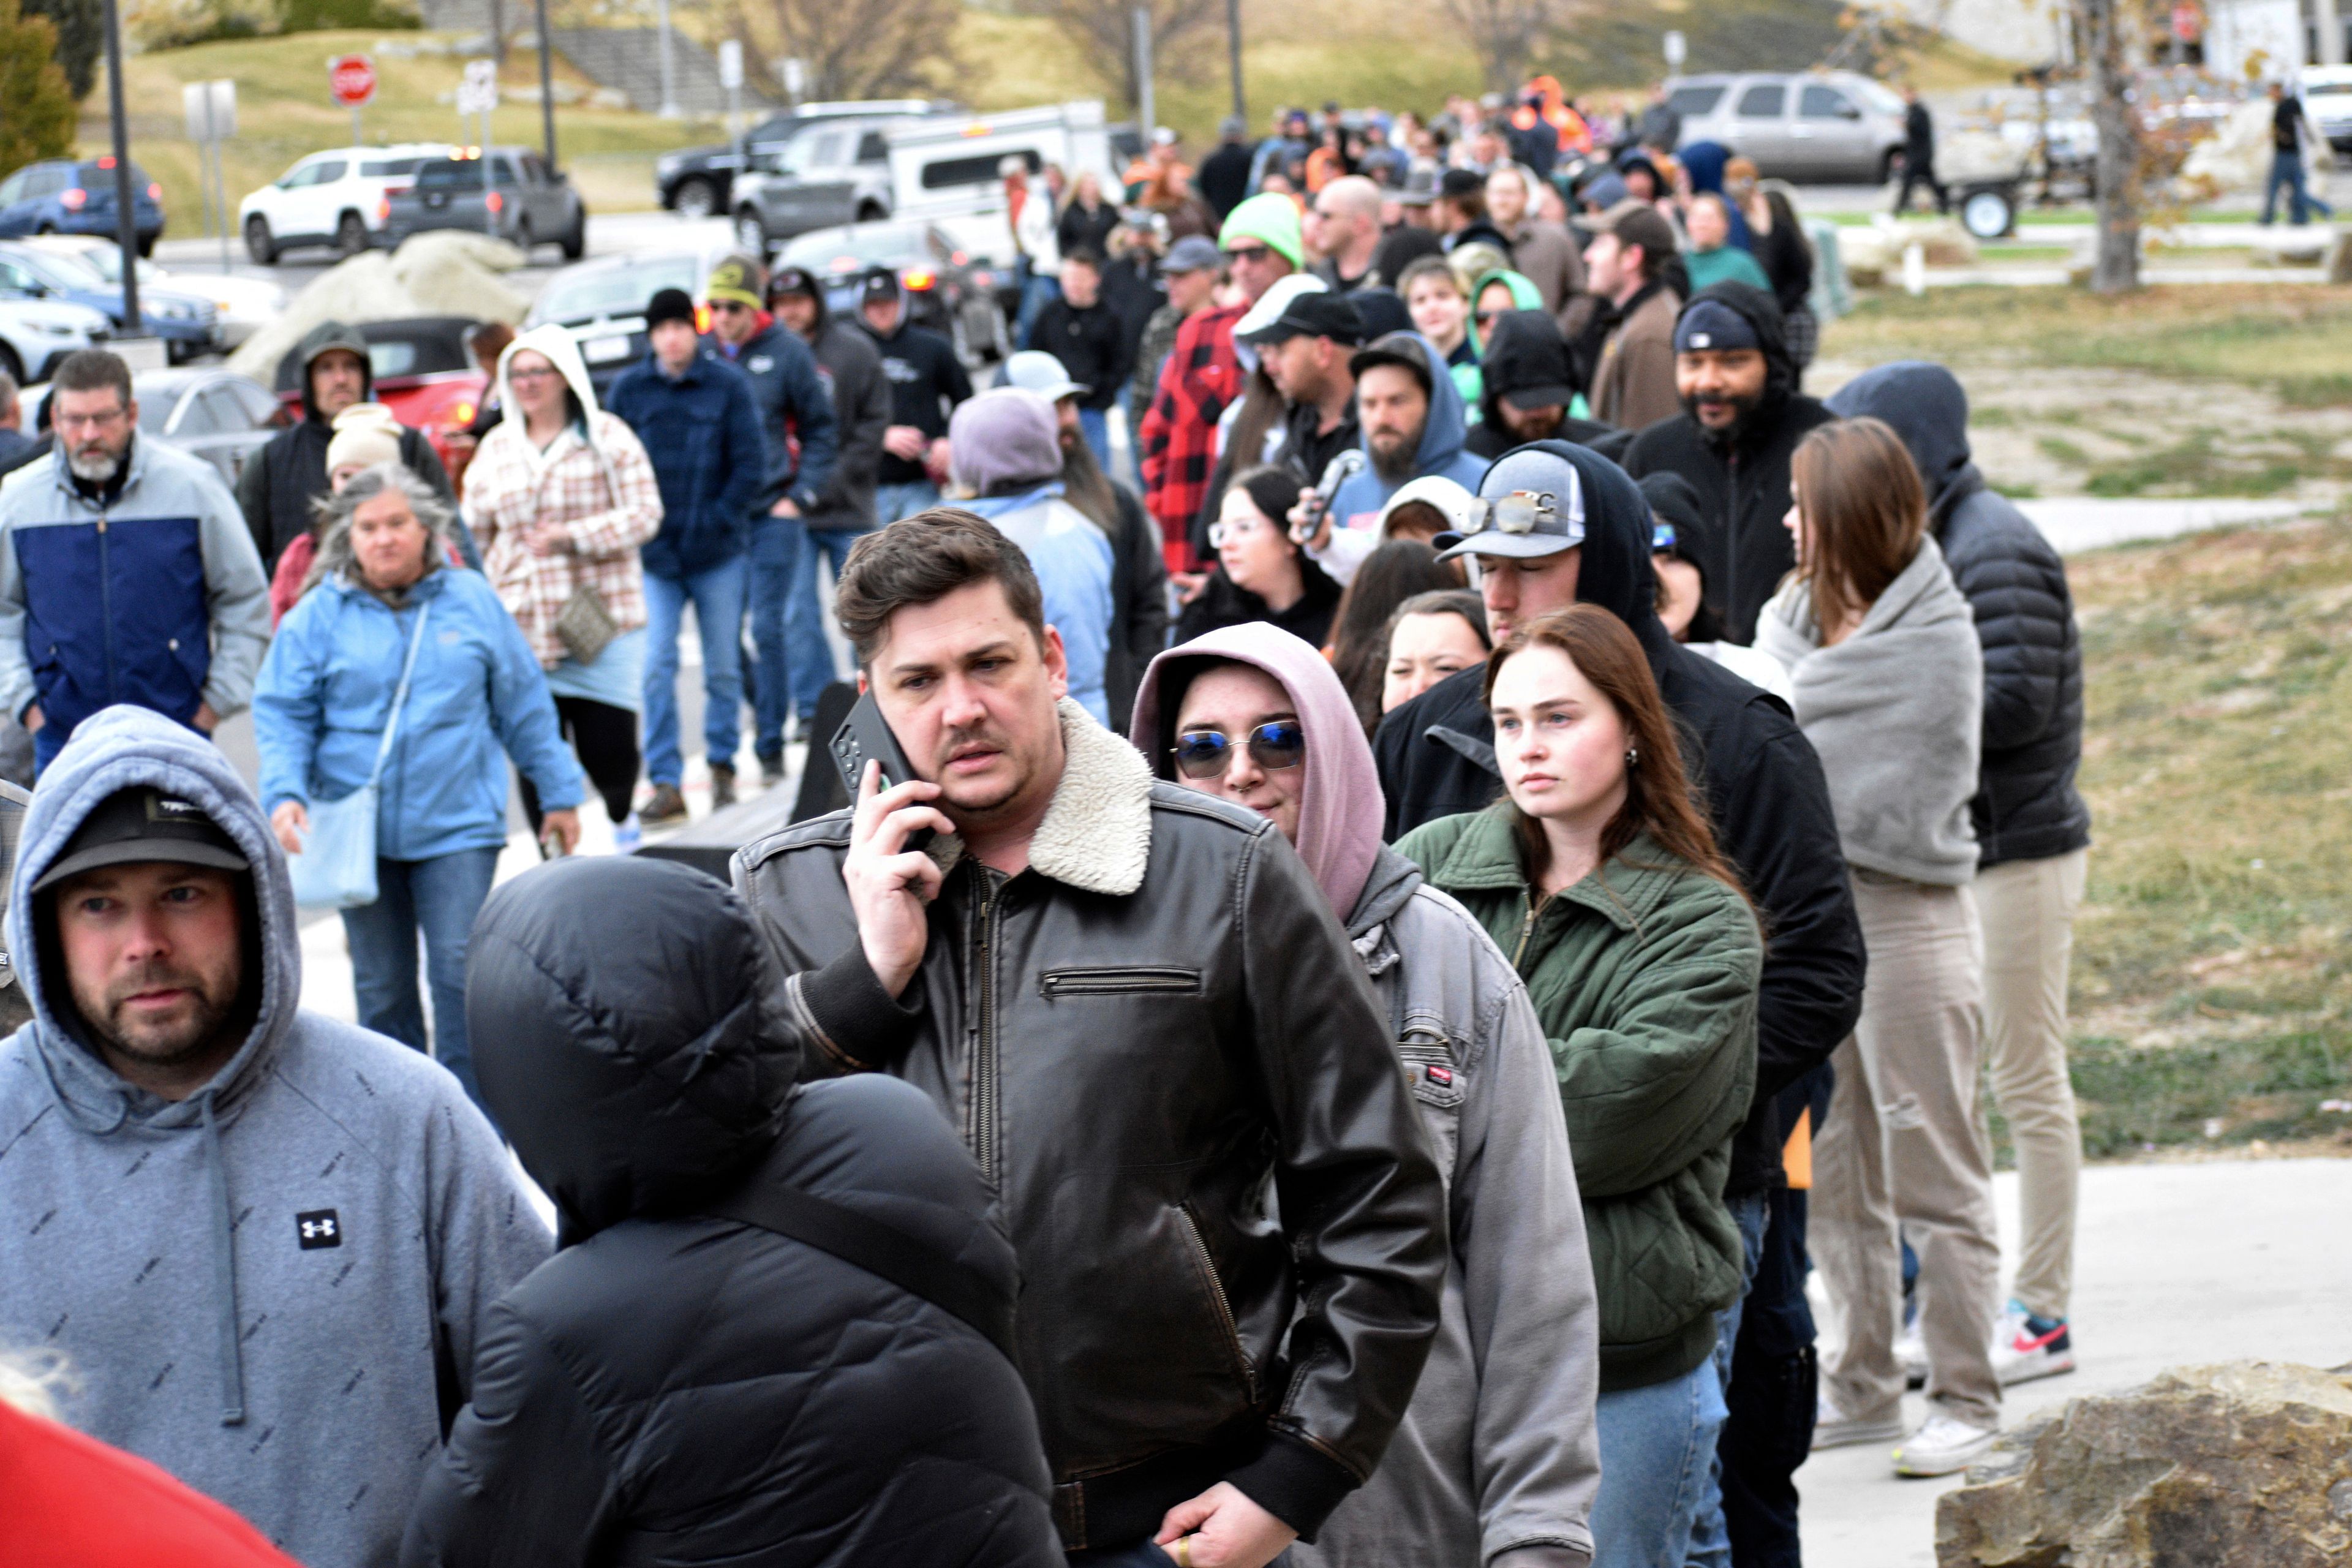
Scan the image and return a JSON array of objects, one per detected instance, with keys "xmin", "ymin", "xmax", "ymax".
[{"xmin": 1396, "ymin": 603, "xmax": 1762, "ymax": 1568}]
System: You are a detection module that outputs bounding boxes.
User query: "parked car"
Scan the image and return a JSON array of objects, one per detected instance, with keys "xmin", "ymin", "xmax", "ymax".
[
  {"xmin": 731, "ymin": 109, "xmax": 944, "ymax": 250},
  {"xmin": 237, "ymin": 143, "xmax": 445, "ymax": 263},
  {"xmin": 773, "ymin": 221, "xmax": 1008, "ymax": 364},
  {"xmin": 1663, "ymin": 71, "xmax": 1908, "ymax": 183},
  {"xmin": 2302, "ymin": 65, "xmax": 2352, "ymax": 151},
  {"xmin": 272, "ymin": 316, "xmax": 488, "ymax": 484},
  {"xmin": 0, "ymin": 292, "xmax": 111, "ymax": 385},
  {"xmin": 523, "ymin": 240, "xmax": 736, "ymax": 397},
  {"xmin": 657, "ymin": 100, "xmax": 949, "ymax": 218},
  {"xmin": 21, "ymin": 236, "xmax": 285, "ymax": 349},
  {"xmin": 0, "ymin": 241, "xmax": 219, "ymax": 363},
  {"xmin": 881, "ymin": 102, "xmax": 1118, "ymax": 277},
  {"xmin": 0, "ymin": 157, "xmax": 165, "ymax": 255},
  {"xmin": 380, "ymin": 148, "xmax": 586, "ymax": 259}
]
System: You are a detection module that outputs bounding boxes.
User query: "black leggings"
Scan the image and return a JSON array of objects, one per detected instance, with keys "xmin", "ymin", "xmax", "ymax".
[{"xmin": 520, "ymin": 696, "xmax": 639, "ymax": 829}]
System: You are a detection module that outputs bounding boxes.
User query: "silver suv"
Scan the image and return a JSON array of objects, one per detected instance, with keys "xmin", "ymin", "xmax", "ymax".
[
  {"xmin": 733, "ymin": 112, "xmax": 940, "ymax": 252},
  {"xmin": 1662, "ymin": 72, "xmax": 1907, "ymax": 183}
]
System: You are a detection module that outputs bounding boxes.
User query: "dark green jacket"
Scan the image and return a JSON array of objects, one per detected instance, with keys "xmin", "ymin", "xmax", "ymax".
[{"xmin": 1395, "ymin": 810, "xmax": 1762, "ymax": 1392}]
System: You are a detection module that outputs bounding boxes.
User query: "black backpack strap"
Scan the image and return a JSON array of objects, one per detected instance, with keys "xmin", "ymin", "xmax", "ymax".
[{"xmin": 703, "ymin": 1178, "xmax": 1019, "ymax": 1363}]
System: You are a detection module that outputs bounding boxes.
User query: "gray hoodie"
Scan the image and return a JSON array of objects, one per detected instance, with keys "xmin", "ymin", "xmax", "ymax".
[{"xmin": 0, "ymin": 704, "xmax": 551, "ymax": 1567}]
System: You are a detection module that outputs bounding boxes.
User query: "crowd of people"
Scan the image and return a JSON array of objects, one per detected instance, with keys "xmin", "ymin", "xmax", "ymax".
[{"xmin": 0, "ymin": 72, "xmax": 2093, "ymax": 1568}]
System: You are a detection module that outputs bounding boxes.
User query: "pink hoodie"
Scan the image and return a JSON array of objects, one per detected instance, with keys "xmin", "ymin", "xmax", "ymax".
[{"xmin": 1131, "ymin": 622, "xmax": 1387, "ymax": 922}]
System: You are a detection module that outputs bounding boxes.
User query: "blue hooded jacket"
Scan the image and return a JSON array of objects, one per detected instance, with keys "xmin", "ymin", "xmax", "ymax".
[
  {"xmin": 962, "ymin": 481, "xmax": 1115, "ymax": 725},
  {"xmin": 605, "ymin": 349, "xmax": 769, "ymax": 578},
  {"xmin": 1329, "ymin": 331, "xmax": 1489, "ymax": 531},
  {"xmin": 702, "ymin": 318, "xmax": 841, "ymax": 521}
]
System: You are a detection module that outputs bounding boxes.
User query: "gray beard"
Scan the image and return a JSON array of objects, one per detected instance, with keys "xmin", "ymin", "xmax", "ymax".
[{"xmin": 67, "ymin": 447, "xmax": 123, "ymax": 484}]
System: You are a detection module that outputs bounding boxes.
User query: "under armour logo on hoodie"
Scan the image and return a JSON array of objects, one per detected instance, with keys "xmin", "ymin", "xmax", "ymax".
[{"xmin": 296, "ymin": 1210, "xmax": 342, "ymax": 1250}]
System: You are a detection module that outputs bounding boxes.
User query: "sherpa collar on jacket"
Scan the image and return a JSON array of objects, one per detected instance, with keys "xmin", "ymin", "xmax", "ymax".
[{"xmin": 927, "ymin": 697, "xmax": 1153, "ymax": 896}]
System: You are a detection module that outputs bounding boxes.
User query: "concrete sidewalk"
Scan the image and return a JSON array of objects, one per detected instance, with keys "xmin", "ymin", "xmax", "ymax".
[
  {"xmin": 1800, "ymin": 1156, "xmax": 2352, "ymax": 1566},
  {"xmin": 2016, "ymin": 496, "xmax": 2313, "ymax": 555}
]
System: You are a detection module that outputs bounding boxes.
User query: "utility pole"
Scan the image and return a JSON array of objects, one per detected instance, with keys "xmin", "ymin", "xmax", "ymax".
[
  {"xmin": 1133, "ymin": 6, "xmax": 1155, "ymax": 136},
  {"xmin": 537, "ymin": 0, "xmax": 559, "ymax": 168},
  {"xmin": 100, "ymin": 0, "xmax": 140, "ymax": 334},
  {"xmin": 1226, "ymin": 0, "xmax": 1243, "ymax": 125},
  {"xmin": 657, "ymin": 0, "xmax": 680, "ymax": 118}
]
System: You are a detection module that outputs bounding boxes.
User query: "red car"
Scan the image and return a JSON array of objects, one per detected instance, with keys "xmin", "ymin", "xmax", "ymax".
[{"xmin": 274, "ymin": 315, "xmax": 491, "ymax": 492}]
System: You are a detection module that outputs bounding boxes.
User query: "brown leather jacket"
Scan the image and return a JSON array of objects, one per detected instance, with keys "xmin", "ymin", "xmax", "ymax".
[
  {"xmin": 733, "ymin": 701, "xmax": 1448, "ymax": 1551},
  {"xmin": 1589, "ymin": 282, "xmax": 1684, "ymax": 432}
]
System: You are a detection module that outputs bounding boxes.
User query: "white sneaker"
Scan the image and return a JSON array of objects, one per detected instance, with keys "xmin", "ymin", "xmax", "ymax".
[
  {"xmin": 1990, "ymin": 1300, "xmax": 2076, "ymax": 1386},
  {"xmin": 611, "ymin": 813, "xmax": 642, "ymax": 853},
  {"xmin": 1891, "ymin": 1411, "xmax": 1999, "ymax": 1477},
  {"xmin": 1812, "ymin": 1392, "xmax": 1905, "ymax": 1451},
  {"xmin": 1896, "ymin": 1317, "xmax": 1928, "ymax": 1390}
]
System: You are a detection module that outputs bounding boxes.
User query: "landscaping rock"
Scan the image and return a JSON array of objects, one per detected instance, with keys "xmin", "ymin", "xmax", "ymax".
[{"xmin": 1934, "ymin": 1360, "xmax": 2352, "ymax": 1567}]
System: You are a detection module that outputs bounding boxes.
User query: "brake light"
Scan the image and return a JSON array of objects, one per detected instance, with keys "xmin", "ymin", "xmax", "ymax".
[
  {"xmin": 60, "ymin": 187, "xmax": 86, "ymax": 211},
  {"xmin": 447, "ymin": 401, "xmax": 477, "ymax": 426},
  {"xmin": 971, "ymin": 269, "xmax": 995, "ymax": 288},
  {"xmin": 902, "ymin": 268, "xmax": 937, "ymax": 291},
  {"xmin": 96, "ymin": 155, "xmax": 116, "ymax": 169},
  {"xmin": 950, "ymin": 249, "xmax": 968, "ymax": 264},
  {"xmin": 695, "ymin": 303, "xmax": 713, "ymax": 334},
  {"xmin": 485, "ymin": 190, "xmax": 503, "ymax": 214},
  {"xmin": 147, "ymin": 183, "xmax": 161, "ymax": 201},
  {"xmin": 378, "ymin": 195, "xmax": 390, "ymax": 222}
]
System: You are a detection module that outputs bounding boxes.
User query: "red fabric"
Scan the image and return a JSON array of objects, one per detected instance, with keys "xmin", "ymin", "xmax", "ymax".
[
  {"xmin": 1137, "ymin": 301, "xmax": 1245, "ymax": 572},
  {"xmin": 0, "ymin": 1401, "xmax": 302, "ymax": 1566},
  {"xmin": 269, "ymin": 534, "xmax": 315, "ymax": 628}
]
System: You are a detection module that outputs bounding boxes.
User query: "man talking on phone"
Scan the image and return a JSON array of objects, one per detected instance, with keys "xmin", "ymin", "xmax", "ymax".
[{"xmin": 734, "ymin": 510, "xmax": 1446, "ymax": 1568}]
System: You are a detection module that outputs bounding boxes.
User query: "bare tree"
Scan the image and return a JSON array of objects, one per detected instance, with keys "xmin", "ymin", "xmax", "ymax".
[
  {"xmin": 2079, "ymin": 0, "xmax": 2142, "ymax": 292},
  {"xmin": 725, "ymin": 0, "xmax": 961, "ymax": 101},
  {"xmin": 1446, "ymin": 0, "xmax": 1553, "ymax": 93},
  {"xmin": 1030, "ymin": 0, "xmax": 1224, "ymax": 114}
]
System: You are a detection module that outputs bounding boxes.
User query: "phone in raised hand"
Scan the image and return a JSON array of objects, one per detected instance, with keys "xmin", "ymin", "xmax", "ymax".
[
  {"xmin": 1292, "ymin": 449, "xmax": 1366, "ymax": 545},
  {"xmin": 829, "ymin": 690, "xmax": 934, "ymax": 852}
]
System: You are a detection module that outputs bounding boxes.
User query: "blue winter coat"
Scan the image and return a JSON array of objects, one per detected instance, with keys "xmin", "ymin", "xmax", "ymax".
[
  {"xmin": 1329, "ymin": 332, "xmax": 1490, "ymax": 530},
  {"xmin": 701, "ymin": 321, "xmax": 840, "ymax": 520},
  {"xmin": 605, "ymin": 352, "xmax": 769, "ymax": 578},
  {"xmin": 254, "ymin": 566, "xmax": 584, "ymax": 862}
]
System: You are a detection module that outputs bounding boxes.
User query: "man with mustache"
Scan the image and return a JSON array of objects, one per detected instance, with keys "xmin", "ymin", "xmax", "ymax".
[
  {"xmin": 0, "ymin": 350, "xmax": 270, "ymax": 775},
  {"xmin": 1619, "ymin": 284, "xmax": 1833, "ymax": 644}
]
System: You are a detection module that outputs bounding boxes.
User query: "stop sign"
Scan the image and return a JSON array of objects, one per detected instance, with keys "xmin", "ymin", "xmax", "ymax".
[{"xmin": 329, "ymin": 55, "xmax": 376, "ymax": 107}]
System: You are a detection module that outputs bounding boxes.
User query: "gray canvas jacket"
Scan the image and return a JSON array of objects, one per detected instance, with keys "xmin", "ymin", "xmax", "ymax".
[{"xmin": 1295, "ymin": 847, "xmax": 1602, "ymax": 1568}]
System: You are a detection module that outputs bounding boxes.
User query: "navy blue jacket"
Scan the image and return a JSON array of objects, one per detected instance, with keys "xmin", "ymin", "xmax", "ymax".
[
  {"xmin": 605, "ymin": 352, "xmax": 769, "ymax": 578},
  {"xmin": 703, "ymin": 321, "xmax": 840, "ymax": 522}
]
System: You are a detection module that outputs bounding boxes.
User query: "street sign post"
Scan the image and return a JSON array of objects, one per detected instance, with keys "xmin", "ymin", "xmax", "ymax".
[
  {"xmin": 779, "ymin": 56, "xmax": 805, "ymax": 110},
  {"xmin": 459, "ymin": 59, "xmax": 500, "ymax": 152},
  {"xmin": 330, "ymin": 53, "xmax": 375, "ymax": 146},
  {"xmin": 1663, "ymin": 29, "xmax": 1686, "ymax": 67},
  {"xmin": 718, "ymin": 40, "xmax": 744, "ymax": 168},
  {"xmin": 181, "ymin": 79, "xmax": 236, "ymax": 273}
]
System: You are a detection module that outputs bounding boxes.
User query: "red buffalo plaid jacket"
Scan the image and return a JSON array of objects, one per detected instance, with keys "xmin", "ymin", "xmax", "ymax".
[{"xmin": 1138, "ymin": 301, "xmax": 1244, "ymax": 572}]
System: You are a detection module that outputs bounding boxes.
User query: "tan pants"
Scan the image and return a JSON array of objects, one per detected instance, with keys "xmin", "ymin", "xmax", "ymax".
[
  {"xmin": 1815, "ymin": 870, "xmax": 2002, "ymax": 1428},
  {"xmin": 1977, "ymin": 848, "xmax": 2087, "ymax": 1321}
]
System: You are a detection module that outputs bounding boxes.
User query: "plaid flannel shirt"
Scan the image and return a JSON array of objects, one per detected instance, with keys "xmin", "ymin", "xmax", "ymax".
[
  {"xmin": 459, "ymin": 412, "xmax": 665, "ymax": 670},
  {"xmin": 1138, "ymin": 302, "xmax": 1244, "ymax": 572}
]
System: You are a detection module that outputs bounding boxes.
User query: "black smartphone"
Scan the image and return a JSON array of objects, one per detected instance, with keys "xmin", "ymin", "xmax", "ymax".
[{"xmin": 829, "ymin": 690, "xmax": 933, "ymax": 851}]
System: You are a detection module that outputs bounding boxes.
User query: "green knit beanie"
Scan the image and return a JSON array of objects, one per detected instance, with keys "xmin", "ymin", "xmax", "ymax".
[{"xmin": 1218, "ymin": 193, "xmax": 1306, "ymax": 270}]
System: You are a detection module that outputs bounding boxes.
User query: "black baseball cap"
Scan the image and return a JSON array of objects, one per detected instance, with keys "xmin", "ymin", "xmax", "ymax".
[
  {"xmin": 33, "ymin": 787, "xmax": 248, "ymax": 893},
  {"xmin": 1348, "ymin": 331, "xmax": 1435, "ymax": 396},
  {"xmin": 859, "ymin": 268, "xmax": 899, "ymax": 304},
  {"xmin": 1236, "ymin": 291, "xmax": 1365, "ymax": 348},
  {"xmin": 767, "ymin": 265, "xmax": 820, "ymax": 300},
  {"xmin": 1439, "ymin": 168, "xmax": 1485, "ymax": 202},
  {"xmin": 644, "ymin": 287, "xmax": 697, "ymax": 330}
]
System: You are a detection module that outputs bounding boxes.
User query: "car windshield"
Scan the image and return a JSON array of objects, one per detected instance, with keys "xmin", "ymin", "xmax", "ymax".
[
  {"xmin": 780, "ymin": 225, "xmax": 928, "ymax": 269},
  {"xmin": 1853, "ymin": 80, "xmax": 1905, "ymax": 115},
  {"xmin": 57, "ymin": 245, "xmax": 150, "ymax": 285},
  {"xmin": 6, "ymin": 249, "xmax": 96, "ymax": 290},
  {"xmin": 535, "ymin": 257, "xmax": 702, "ymax": 322},
  {"xmin": 416, "ymin": 159, "xmax": 486, "ymax": 192},
  {"xmin": 776, "ymin": 130, "xmax": 847, "ymax": 176}
]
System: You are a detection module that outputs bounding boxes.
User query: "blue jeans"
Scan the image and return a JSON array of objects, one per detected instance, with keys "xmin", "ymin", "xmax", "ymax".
[
  {"xmin": 1594, "ymin": 1353, "xmax": 1729, "ymax": 1568},
  {"xmin": 341, "ymin": 846, "xmax": 502, "ymax": 1118},
  {"xmin": 875, "ymin": 478, "xmax": 941, "ymax": 524},
  {"xmin": 1684, "ymin": 1190, "xmax": 1772, "ymax": 1568},
  {"xmin": 1077, "ymin": 405, "xmax": 1112, "ymax": 473},
  {"xmin": 2263, "ymin": 149, "xmax": 2332, "ymax": 225},
  {"xmin": 746, "ymin": 519, "xmax": 869, "ymax": 755},
  {"xmin": 643, "ymin": 557, "xmax": 748, "ymax": 787}
]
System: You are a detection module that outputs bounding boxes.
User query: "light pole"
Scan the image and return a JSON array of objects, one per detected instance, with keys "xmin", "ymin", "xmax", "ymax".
[
  {"xmin": 100, "ymin": 0, "xmax": 140, "ymax": 334},
  {"xmin": 537, "ymin": 0, "xmax": 559, "ymax": 168},
  {"xmin": 657, "ymin": 0, "xmax": 680, "ymax": 119},
  {"xmin": 1226, "ymin": 0, "xmax": 1243, "ymax": 125}
]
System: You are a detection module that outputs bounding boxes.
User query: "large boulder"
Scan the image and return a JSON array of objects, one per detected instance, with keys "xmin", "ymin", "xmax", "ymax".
[
  {"xmin": 1936, "ymin": 1360, "xmax": 2352, "ymax": 1567},
  {"xmin": 227, "ymin": 232, "xmax": 529, "ymax": 381}
]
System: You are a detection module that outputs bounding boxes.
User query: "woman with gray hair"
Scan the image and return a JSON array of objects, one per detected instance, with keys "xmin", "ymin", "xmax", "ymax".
[{"xmin": 252, "ymin": 462, "xmax": 586, "ymax": 1115}]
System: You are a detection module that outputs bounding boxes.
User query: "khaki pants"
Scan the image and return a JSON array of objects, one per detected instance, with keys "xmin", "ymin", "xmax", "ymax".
[
  {"xmin": 1977, "ymin": 848, "xmax": 2087, "ymax": 1321},
  {"xmin": 1815, "ymin": 870, "xmax": 2002, "ymax": 1428}
]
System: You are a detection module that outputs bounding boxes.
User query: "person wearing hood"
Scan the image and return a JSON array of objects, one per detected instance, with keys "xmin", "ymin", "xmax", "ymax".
[
  {"xmin": 1464, "ymin": 266, "xmax": 1548, "ymax": 422},
  {"xmin": 1621, "ymin": 283, "xmax": 1834, "ymax": 644},
  {"xmin": 1321, "ymin": 331, "xmax": 1486, "ymax": 545},
  {"xmin": 1675, "ymin": 143, "xmax": 1752, "ymax": 252},
  {"xmin": 1639, "ymin": 469, "xmax": 1791, "ymax": 700},
  {"xmin": 1132, "ymin": 623, "xmax": 1602, "ymax": 1568},
  {"xmin": 1140, "ymin": 192, "xmax": 1300, "ymax": 570},
  {"xmin": 401, "ymin": 856, "xmax": 1061, "ymax": 1566},
  {"xmin": 1468, "ymin": 310, "xmax": 1612, "ymax": 462},
  {"xmin": 236, "ymin": 319, "xmax": 454, "ymax": 578},
  {"xmin": 763, "ymin": 263, "xmax": 893, "ymax": 778},
  {"xmin": 0, "ymin": 704, "xmax": 551, "ymax": 1567},
  {"xmin": 946, "ymin": 388, "xmax": 1115, "ymax": 724},
  {"xmin": 1577, "ymin": 200, "xmax": 1683, "ymax": 434},
  {"xmin": 1754, "ymin": 417, "xmax": 1999, "ymax": 1481},
  {"xmin": 0, "ymin": 350, "xmax": 271, "ymax": 776},
  {"xmin": 1392, "ymin": 603, "xmax": 1761, "ymax": 1568},
  {"xmin": 253, "ymin": 462, "xmax": 587, "ymax": 1114},
  {"xmin": 460, "ymin": 323, "xmax": 665, "ymax": 849},
  {"xmin": 1827, "ymin": 362, "xmax": 2091, "ymax": 1392}
]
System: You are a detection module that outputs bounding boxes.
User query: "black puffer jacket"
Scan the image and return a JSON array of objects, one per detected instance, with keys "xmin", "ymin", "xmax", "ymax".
[
  {"xmin": 1619, "ymin": 282, "xmax": 1834, "ymax": 644},
  {"xmin": 1374, "ymin": 442, "xmax": 1865, "ymax": 1196},
  {"xmin": 404, "ymin": 856, "xmax": 1059, "ymax": 1568},
  {"xmin": 1828, "ymin": 361, "xmax": 2090, "ymax": 869},
  {"xmin": 734, "ymin": 704, "xmax": 1446, "ymax": 1551}
]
